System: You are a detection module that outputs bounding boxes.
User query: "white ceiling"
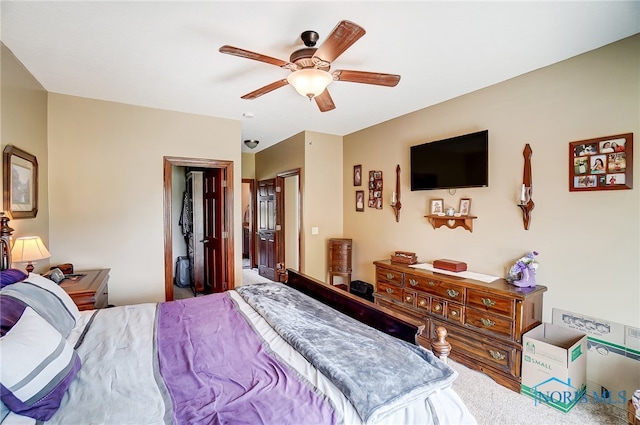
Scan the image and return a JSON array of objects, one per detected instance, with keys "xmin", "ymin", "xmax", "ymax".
[{"xmin": 2, "ymin": 1, "xmax": 639, "ymax": 152}]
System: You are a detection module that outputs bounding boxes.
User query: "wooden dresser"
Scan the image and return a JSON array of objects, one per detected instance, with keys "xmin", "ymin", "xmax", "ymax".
[
  {"xmin": 59, "ymin": 268, "xmax": 110, "ymax": 310},
  {"xmin": 328, "ymin": 238, "xmax": 352, "ymax": 288},
  {"xmin": 373, "ymin": 260, "xmax": 546, "ymax": 392}
]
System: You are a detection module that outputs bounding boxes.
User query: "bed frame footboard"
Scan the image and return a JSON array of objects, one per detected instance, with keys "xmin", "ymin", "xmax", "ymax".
[{"xmin": 284, "ymin": 269, "xmax": 451, "ymax": 361}]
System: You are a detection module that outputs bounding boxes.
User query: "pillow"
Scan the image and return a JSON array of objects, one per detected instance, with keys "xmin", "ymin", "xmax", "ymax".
[
  {"xmin": 0, "ymin": 269, "xmax": 27, "ymax": 289},
  {"xmin": 0, "ymin": 274, "xmax": 79, "ymax": 338},
  {"xmin": 0, "ymin": 307, "xmax": 81, "ymax": 421},
  {"xmin": 24, "ymin": 273, "xmax": 81, "ymax": 322},
  {"xmin": 0, "ymin": 296, "xmax": 27, "ymax": 337},
  {"xmin": 0, "ymin": 399, "xmax": 9, "ymax": 423}
]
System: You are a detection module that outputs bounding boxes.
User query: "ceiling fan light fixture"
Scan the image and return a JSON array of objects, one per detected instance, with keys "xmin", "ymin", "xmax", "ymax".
[
  {"xmin": 244, "ymin": 139, "xmax": 259, "ymax": 149},
  {"xmin": 287, "ymin": 69, "xmax": 333, "ymax": 99}
]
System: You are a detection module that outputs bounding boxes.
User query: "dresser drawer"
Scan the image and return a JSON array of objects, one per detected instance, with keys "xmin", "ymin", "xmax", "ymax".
[
  {"xmin": 405, "ymin": 273, "xmax": 465, "ymax": 303},
  {"xmin": 402, "ymin": 288, "xmax": 417, "ymax": 307},
  {"xmin": 377, "ymin": 267, "xmax": 403, "ymax": 287},
  {"xmin": 416, "ymin": 294, "xmax": 430, "ymax": 312},
  {"xmin": 94, "ymin": 282, "xmax": 109, "ymax": 309},
  {"xmin": 467, "ymin": 289, "xmax": 514, "ymax": 317},
  {"xmin": 465, "ymin": 307, "xmax": 514, "ymax": 339},
  {"xmin": 432, "ymin": 320, "xmax": 519, "ymax": 378},
  {"xmin": 430, "ymin": 298, "xmax": 463, "ymax": 323},
  {"xmin": 376, "ymin": 281, "xmax": 403, "ymax": 302},
  {"xmin": 447, "ymin": 303, "xmax": 464, "ymax": 324},
  {"xmin": 330, "ymin": 264, "xmax": 351, "ymax": 272}
]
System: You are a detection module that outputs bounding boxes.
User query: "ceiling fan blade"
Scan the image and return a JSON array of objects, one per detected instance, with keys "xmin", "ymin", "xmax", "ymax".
[
  {"xmin": 314, "ymin": 89, "xmax": 336, "ymax": 112},
  {"xmin": 219, "ymin": 45, "xmax": 294, "ymax": 69},
  {"xmin": 332, "ymin": 70, "xmax": 401, "ymax": 87},
  {"xmin": 241, "ymin": 79, "xmax": 289, "ymax": 100},
  {"xmin": 313, "ymin": 20, "xmax": 366, "ymax": 64}
]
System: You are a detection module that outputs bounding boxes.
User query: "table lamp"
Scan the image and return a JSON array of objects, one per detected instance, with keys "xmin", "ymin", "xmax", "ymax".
[{"xmin": 11, "ymin": 236, "xmax": 51, "ymax": 273}]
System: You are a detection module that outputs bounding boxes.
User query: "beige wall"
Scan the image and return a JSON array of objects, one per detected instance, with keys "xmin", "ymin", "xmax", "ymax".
[
  {"xmin": 303, "ymin": 131, "xmax": 343, "ymax": 280},
  {"xmin": 241, "ymin": 152, "xmax": 255, "ymax": 179},
  {"xmin": 1, "ymin": 44, "xmax": 50, "ymax": 273},
  {"xmin": 47, "ymin": 94, "xmax": 242, "ymax": 305},
  {"xmin": 344, "ymin": 34, "xmax": 640, "ymax": 327},
  {"xmin": 255, "ymin": 131, "xmax": 344, "ymax": 280}
]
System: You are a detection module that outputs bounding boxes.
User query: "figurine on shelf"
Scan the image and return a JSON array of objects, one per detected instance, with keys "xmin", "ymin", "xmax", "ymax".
[{"xmin": 506, "ymin": 251, "xmax": 539, "ymax": 287}]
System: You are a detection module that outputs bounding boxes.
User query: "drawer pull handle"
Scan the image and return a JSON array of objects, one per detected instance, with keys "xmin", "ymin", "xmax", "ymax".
[
  {"xmin": 418, "ymin": 299, "xmax": 427, "ymax": 307},
  {"xmin": 434, "ymin": 304, "xmax": 442, "ymax": 312},
  {"xmin": 428, "ymin": 281, "xmax": 435, "ymax": 287},
  {"xmin": 386, "ymin": 273, "xmax": 395, "ymax": 280},
  {"xmin": 488, "ymin": 350, "xmax": 505, "ymax": 360},
  {"xmin": 482, "ymin": 298, "xmax": 495, "ymax": 307},
  {"xmin": 450, "ymin": 310, "xmax": 458, "ymax": 317},
  {"xmin": 481, "ymin": 318, "xmax": 495, "ymax": 327},
  {"xmin": 446, "ymin": 289, "xmax": 460, "ymax": 298},
  {"xmin": 405, "ymin": 296, "xmax": 412, "ymax": 302},
  {"xmin": 408, "ymin": 279, "xmax": 418, "ymax": 286},
  {"xmin": 386, "ymin": 288, "xmax": 394, "ymax": 294}
]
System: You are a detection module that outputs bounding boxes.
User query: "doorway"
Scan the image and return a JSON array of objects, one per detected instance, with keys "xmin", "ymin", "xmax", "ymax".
[
  {"xmin": 276, "ymin": 169, "xmax": 301, "ymax": 279},
  {"xmin": 256, "ymin": 169, "xmax": 301, "ymax": 282},
  {"xmin": 163, "ymin": 156, "xmax": 235, "ymax": 301},
  {"xmin": 241, "ymin": 179, "xmax": 256, "ymax": 270}
]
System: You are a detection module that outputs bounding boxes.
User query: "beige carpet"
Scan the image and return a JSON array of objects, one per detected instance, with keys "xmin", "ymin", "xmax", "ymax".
[
  {"xmin": 240, "ymin": 268, "xmax": 274, "ymax": 285},
  {"xmin": 449, "ymin": 359, "xmax": 626, "ymax": 425}
]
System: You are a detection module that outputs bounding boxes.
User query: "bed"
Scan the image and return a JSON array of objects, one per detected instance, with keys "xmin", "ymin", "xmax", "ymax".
[{"xmin": 0, "ymin": 214, "xmax": 476, "ymax": 424}]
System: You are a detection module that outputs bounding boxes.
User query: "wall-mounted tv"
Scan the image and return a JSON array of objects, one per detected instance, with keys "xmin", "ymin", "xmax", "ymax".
[{"xmin": 410, "ymin": 130, "xmax": 488, "ymax": 191}]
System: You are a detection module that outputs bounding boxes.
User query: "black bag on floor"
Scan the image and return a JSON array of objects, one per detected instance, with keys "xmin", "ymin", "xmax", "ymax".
[
  {"xmin": 174, "ymin": 256, "xmax": 191, "ymax": 288},
  {"xmin": 350, "ymin": 280, "xmax": 374, "ymax": 302}
]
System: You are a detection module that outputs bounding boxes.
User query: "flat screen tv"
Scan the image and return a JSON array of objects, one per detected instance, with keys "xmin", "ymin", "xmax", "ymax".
[{"xmin": 410, "ymin": 130, "xmax": 488, "ymax": 191}]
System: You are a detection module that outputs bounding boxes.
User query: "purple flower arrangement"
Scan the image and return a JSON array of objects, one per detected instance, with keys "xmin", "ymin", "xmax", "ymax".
[{"xmin": 507, "ymin": 251, "xmax": 539, "ymax": 283}]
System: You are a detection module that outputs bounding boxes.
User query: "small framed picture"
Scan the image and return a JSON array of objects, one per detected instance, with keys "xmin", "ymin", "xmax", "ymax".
[
  {"xmin": 459, "ymin": 198, "xmax": 472, "ymax": 216},
  {"xmin": 355, "ymin": 190, "xmax": 364, "ymax": 212},
  {"xmin": 353, "ymin": 165, "xmax": 362, "ymax": 186},
  {"xmin": 430, "ymin": 198, "xmax": 444, "ymax": 215}
]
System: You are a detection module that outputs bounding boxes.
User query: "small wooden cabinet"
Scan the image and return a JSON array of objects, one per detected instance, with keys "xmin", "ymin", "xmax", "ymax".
[
  {"xmin": 328, "ymin": 238, "xmax": 352, "ymax": 289},
  {"xmin": 59, "ymin": 268, "xmax": 110, "ymax": 310},
  {"xmin": 373, "ymin": 260, "xmax": 546, "ymax": 392}
]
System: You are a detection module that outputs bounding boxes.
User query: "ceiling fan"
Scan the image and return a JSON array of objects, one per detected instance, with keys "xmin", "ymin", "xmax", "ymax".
[{"xmin": 219, "ymin": 20, "xmax": 401, "ymax": 112}]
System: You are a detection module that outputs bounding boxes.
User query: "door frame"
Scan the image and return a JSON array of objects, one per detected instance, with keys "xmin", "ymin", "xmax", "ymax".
[
  {"xmin": 163, "ymin": 156, "xmax": 235, "ymax": 301},
  {"xmin": 242, "ymin": 178, "xmax": 256, "ymax": 268},
  {"xmin": 276, "ymin": 168, "xmax": 302, "ymax": 279}
]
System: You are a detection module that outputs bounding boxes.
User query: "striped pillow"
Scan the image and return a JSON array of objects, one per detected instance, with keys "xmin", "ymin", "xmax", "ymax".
[
  {"xmin": 24, "ymin": 273, "xmax": 81, "ymax": 321},
  {"xmin": 0, "ymin": 273, "xmax": 80, "ymax": 338},
  {"xmin": 0, "ymin": 307, "xmax": 81, "ymax": 421}
]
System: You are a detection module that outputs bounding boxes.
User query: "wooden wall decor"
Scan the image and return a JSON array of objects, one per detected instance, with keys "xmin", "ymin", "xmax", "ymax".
[
  {"xmin": 518, "ymin": 144, "xmax": 535, "ymax": 230},
  {"xmin": 569, "ymin": 133, "xmax": 633, "ymax": 191},
  {"xmin": 368, "ymin": 170, "xmax": 383, "ymax": 209},
  {"xmin": 391, "ymin": 164, "xmax": 401, "ymax": 222}
]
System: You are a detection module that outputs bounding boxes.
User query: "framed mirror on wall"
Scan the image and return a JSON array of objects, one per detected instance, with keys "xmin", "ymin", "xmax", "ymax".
[{"xmin": 3, "ymin": 145, "xmax": 38, "ymax": 219}]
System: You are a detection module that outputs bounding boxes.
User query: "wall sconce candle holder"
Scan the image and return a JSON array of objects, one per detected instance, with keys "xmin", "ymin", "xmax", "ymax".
[
  {"xmin": 390, "ymin": 164, "xmax": 401, "ymax": 222},
  {"xmin": 518, "ymin": 144, "xmax": 535, "ymax": 230}
]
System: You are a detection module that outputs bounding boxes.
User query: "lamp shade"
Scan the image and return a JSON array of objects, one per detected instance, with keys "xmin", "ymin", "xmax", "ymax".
[
  {"xmin": 11, "ymin": 236, "xmax": 51, "ymax": 263},
  {"xmin": 287, "ymin": 69, "xmax": 333, "ymax": 99}
]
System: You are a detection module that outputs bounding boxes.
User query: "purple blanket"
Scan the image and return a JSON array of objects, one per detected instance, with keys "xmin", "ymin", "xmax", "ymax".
[{"xmin": 156, "ymin": 293, "xmax": 337, "ymax": 425}]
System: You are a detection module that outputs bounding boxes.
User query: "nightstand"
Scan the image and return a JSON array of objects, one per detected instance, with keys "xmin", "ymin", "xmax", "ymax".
[{"xmin": 59, "ymin": 268, "xmax": 110, "ymax": 310}]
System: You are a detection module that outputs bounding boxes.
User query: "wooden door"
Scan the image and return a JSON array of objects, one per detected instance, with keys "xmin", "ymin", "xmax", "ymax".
[
  {"xmin": 257, "ymin": 178, "xmax": 276, "ymax": 280},
  {"xmin": 203, "ymin": 168, "xmax": 225, "ymax": 292}
]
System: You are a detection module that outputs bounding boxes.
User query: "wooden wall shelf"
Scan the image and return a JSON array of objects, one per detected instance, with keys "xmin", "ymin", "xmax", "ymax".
[{"xmin": 425, "ymin": 215, "xmax": 477, "ymax": 232}]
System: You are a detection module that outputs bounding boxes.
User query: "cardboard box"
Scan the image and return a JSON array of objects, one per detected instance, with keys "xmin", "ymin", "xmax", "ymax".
[
  {"xmin": 552, "ymin": 308, "xmax": 640, "ymax": 414},
  {"xmin": 521, "ymin": 323, "xmax": 587, "ymax": 413}
]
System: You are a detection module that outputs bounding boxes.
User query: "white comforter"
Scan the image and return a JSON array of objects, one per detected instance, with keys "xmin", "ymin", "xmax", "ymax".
[{"xmin": 2, "ymin": 291, "xmax": 476, "ymax": 425}]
